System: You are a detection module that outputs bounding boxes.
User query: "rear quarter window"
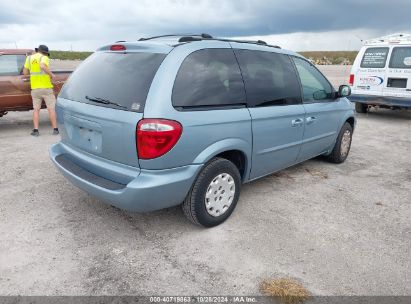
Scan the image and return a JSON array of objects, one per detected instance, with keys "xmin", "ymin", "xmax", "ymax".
[
  {"xmin": 389, "ymin": 47, "xmax": 411, "ymax": 69},
  {"xmin": 360, "ymin": 47, "xmax": 389, "ymax": 68},
  {"xmin": 60, "ymin": 52, "xmax": 166, "ymax": 112}
]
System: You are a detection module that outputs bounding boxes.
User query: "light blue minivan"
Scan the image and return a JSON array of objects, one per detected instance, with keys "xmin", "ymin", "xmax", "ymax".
[{"xmin": 50, "ymin": 34, "xmax": 355, "ymax": 227}]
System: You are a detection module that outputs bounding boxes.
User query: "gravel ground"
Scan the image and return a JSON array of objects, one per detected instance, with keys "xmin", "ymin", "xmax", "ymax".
[
  {"xmin": 317, "ymin": 65, "xmax": 352, "ymax": 87},
  {"xmin": 0, "ymin": 65, "xmax": 410, "ymax": 296}
]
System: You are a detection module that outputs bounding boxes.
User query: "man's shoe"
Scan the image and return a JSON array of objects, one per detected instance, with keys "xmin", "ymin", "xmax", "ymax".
[
  {"xmin": 31, "ymin": 129, "xmax": 40, "ymax": 137},
  {"xmin": 53, "ymin": 128, "xmax": 59, "ymax": 135}
]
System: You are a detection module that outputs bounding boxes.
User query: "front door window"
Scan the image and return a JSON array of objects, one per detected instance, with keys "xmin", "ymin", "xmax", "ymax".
[{"xmin": 293, "ymin": 57, "xmax": 334, "ymax": 102}]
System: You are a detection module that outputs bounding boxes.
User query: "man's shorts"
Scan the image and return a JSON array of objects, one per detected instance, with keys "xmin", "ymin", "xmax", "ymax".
[{"xmin": 31, "ymin": 88, "xmax": 56, "ymax": 110}]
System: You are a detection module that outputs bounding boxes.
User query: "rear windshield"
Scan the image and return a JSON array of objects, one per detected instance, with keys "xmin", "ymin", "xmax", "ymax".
[
  {"xmin": 0, "ymin": 54, "xmax": 26, "ymax": 76},
  {"xmin": 360, "ymin": 47, "xmax": 389, "ymax": 68},
  {"xmin": 389, "ymin": 47, "xmax": 411, "ymax": 69},
  {"xmin": 59, "ymin": 52, "xmax": 166, "ymax": 112}
]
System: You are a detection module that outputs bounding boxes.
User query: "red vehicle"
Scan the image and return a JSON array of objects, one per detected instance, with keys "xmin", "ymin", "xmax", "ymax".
[{"xmin": 0, "ymin": 49, "xmax": 71, "ymax": 117}]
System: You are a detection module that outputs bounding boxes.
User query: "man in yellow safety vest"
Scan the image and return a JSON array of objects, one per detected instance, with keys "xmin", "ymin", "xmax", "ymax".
[{"xmin": 23, "ymin": 44, "xmax": 59, "ymax": 136}]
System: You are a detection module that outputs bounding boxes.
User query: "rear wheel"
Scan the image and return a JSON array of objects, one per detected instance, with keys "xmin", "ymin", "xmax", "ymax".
[
  {"xmin": 355, "ymin": 102, "xmax": 367, "ymax": 113},
  {"xmin": 326, "ymin": 122, "xmax": 353, "ymax": 164},
  {"xmin": 182, "ymin": 157, "xmax": 241, "ymax": 227}
]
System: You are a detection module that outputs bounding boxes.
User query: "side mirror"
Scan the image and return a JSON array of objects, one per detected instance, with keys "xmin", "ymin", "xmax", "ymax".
[
  {"xmin": 338, "ymin": 85, "xmax": 351, "ymax": 97},
  {"xmin": 313, "ymin": 90, "xmax": 327, "ymax": 100}
]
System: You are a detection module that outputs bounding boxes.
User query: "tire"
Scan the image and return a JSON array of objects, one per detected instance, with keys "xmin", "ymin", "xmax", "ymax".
[
  {"xmin": 326, "ymin": 122, "xmax": 353, "ymax": 164},
  {"xmin": 355, "ymin": 102, "xmax": 367, "ymax": 113},
  {"xmin": 182, "ymin": 157, "xmax": 241, "ymax": 227}
]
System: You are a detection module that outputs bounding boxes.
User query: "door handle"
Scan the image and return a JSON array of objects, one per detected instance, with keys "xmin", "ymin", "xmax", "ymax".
[
  {"xmin": 22, "ymin": 78, "xmax": 30, "ymax": 82},
  {"xmin": 291, "ymin": 118, "xmax": 303, "ymax": 127},
  {"xmin": 306, "ymin": 116, "xmax": 317, "ymax": 124}
]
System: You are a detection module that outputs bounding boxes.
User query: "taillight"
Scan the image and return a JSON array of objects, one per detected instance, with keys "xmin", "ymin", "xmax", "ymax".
[
  {"xmin": 136, "ymin": 119, "xmax": 182, "ymax": 159},
  {"xmin": 349, "ymin": 74, "xmax": 354, "ymax": 86},
  {"xmin": 110, "ymin": 44, "xmax": 126, "ymax": 51}
]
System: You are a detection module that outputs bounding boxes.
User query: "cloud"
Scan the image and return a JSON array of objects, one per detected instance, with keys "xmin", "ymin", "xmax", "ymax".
[
  {"xmin": 0, "ymin": 0, "xmax": 409, "ymax": 51},
  {"xmin": 233, "ymin": 29, "xmax": 383, "ymax": 52}
]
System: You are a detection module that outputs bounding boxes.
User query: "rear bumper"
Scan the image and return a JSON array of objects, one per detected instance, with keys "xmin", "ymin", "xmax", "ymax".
[
  {"xmin": 349, "ymin": 94, "xmax": 411, "ymax": 108},
  {"xmin": 50, "ymin": 142, "xmax": 202, "ymax": 212}
]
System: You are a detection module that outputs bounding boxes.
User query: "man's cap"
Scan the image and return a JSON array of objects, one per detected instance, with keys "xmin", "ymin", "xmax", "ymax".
[{"xmin": 35, "ymin": 44, "xmax": 50, "ymax": 56}]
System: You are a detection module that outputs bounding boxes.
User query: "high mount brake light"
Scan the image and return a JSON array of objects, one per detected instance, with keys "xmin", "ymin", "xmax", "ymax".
[
  {"xmin": 136, "ymin": 119, "xmax": 182, "ymax": 159},
  {"xmin": 110, "ymin": 44, "xmax": 126, "ymax": 51}
]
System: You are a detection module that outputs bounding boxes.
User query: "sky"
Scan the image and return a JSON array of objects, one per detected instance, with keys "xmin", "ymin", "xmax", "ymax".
[{"xmin": 0, "ymin": 0, "xmax": 410, "ymax": 52}]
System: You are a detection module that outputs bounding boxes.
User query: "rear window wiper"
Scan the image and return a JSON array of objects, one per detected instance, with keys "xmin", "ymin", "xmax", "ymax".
[{"xmin": 85, "ymin": 95, "xmax": 127, "ymax": 110}]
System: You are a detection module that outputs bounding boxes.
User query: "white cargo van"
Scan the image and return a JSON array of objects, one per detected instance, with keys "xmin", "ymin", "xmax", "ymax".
[{"xmin": 349, "ymin": 33, "xmax": 411, "ymax": 112}]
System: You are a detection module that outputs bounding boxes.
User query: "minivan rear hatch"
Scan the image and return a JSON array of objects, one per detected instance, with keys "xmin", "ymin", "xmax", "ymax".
[{"xmin": 57, "ymin": 47, "xmax": 167, "ymax": 168}]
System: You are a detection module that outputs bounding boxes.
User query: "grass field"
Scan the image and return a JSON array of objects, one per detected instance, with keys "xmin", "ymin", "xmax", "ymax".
[
  {"xmin": 50, "ymin": 50, "xmax": 359, "ymax": 64},
  {"xmin": 50, "ymin": 51, "xmax": 93, "ymax": 60}
]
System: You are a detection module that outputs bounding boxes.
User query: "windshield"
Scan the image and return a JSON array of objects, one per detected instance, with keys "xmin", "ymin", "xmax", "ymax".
[{"xmin": 59, "ymin": 52, "xmax": 166, "ymax": 112}]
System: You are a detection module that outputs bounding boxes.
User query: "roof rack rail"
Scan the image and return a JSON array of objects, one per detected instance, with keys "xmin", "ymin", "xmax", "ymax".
[
  {"xmin": 178, "ymin": 36, "xmax": 201, "ymax": 42},
  {"xmin": 219, "ymin": 38, "xmax": 271, "ymax": 46},
  {"xmin": 139, "ymin": 33, "xmax": 213, "ymax": 41},
  {"xmin": 227, "ymin": 38, "xmax": 280, "ymax": 48},
  {"xmin": 200, "ymin": 33, "xmax": 213, "ymax": 39},
  {"xmin": 363, "ymin": 33, "xmax": 411, "ymax": 45},
  {"xmin": 176, "ymin": 36, "xmax": 280, "ymax": 49},
  {"xmin": 136, "ymin": 33, "xmax": 280, "ymax": 49}
]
